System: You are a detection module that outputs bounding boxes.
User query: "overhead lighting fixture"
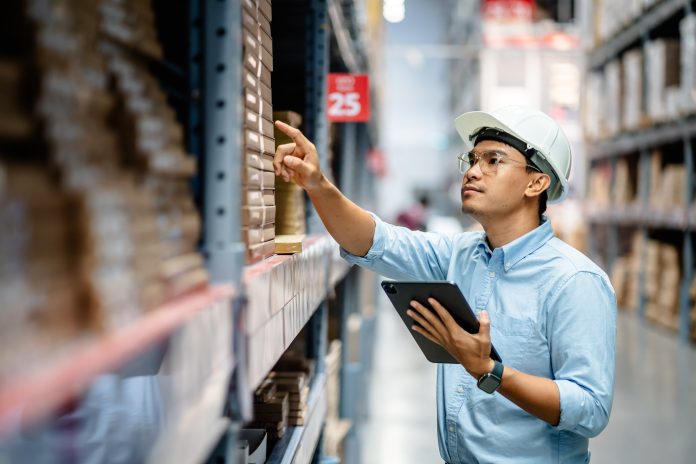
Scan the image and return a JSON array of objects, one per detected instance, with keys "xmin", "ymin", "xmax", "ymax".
[{"xmin": 383, "ymin": 0, "xmax": 405, "ymax": 23}]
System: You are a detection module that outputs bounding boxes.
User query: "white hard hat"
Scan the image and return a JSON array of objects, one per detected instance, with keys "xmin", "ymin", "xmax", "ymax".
[{"xmin": 454, "ymin": 105, "xmax": 572, "ymax": 203}]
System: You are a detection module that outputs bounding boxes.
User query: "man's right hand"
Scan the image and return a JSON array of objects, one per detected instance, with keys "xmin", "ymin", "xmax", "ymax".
[{"xmin": 273, "ymin": 121, "xmax": 324, "ymax": 192}]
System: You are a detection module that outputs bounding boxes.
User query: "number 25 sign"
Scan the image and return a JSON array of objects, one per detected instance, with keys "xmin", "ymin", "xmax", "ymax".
[{"xmin": 326, "ymin": 74, "xmax": 370, "ymax": 122}]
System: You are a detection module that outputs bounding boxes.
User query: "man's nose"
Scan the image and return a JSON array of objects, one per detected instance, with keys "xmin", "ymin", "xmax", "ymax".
[{"xmin": 465, "ymin": 160, "xmax": 483, "ymax": 179}]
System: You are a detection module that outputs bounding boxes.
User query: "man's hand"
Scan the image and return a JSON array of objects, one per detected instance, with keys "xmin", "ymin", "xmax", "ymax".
[
  {"xmin": 274, "ymin": 121, "xmax": 324, "ymax": 192},
  {"xmin": 407, "ymin": 298, "xmax": 494, "ymax": 379}
]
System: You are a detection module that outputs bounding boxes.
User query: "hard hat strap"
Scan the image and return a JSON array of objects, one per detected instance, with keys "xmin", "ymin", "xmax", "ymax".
[{"xmin": 471, "ymin": 127, "xmax": 537, "ymax": 160}]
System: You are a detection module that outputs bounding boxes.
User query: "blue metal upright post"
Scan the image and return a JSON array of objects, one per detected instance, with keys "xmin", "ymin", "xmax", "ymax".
[
  {"xmin": 305, "ymin": 0, "xmax": 330, "ymax": 234},
  {"xmin": 202, "ymin": 0, "xmax": 246, "ymax": 284},
  {"xmin": 638, "ymin": 148, "xmax": 651, "ymax": 319},
  {"xmin": 680, "ymin": 135, "xmax": 694, "ymax": 341}
]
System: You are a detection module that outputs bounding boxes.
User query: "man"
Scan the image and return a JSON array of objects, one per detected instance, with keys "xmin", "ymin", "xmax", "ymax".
[{"xmin": 274, "ymin": 106, "xmax": 616, "ymax": 463}]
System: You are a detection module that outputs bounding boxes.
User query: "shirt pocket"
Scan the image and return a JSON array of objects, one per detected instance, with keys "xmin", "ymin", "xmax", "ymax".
[{"xmin": 489, "ymin": 310, "xmax": 536, "ymax": 369}]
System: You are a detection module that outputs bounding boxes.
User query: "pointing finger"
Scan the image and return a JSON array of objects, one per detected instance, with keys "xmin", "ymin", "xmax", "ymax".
[{"xmin": 274, "ymin": 121, "xmax": 315, "ymax": 153}]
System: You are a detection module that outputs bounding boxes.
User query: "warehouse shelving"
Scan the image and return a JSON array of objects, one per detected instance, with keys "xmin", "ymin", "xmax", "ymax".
[
  {"xmin": 588, "ymin": 117, "xmax": 696, "ymax": 160},
  {"xmin": 0, "ymin": 0, "xmax": 379, "ymax": 462},
  {"xmin": 588, "ymin": 0, "xmax": 687, "ymax": 69},
  {"xmin": 0, "ymin": 285, "xmax": 233, "ymax": 438},
  {"xmin": 584, "ymin": 0, "xmax": 696, "ymax": 342}
]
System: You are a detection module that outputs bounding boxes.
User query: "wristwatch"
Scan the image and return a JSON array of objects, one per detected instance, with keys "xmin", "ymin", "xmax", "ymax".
[{"xmin": 477, "ymin": 360, "xmax": 504, "ymax": 394}]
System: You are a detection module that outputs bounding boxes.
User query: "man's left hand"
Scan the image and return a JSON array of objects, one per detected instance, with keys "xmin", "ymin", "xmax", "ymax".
[{"xmin": 407, "ymin": 298, "xmax": 494, "ymax": 379}]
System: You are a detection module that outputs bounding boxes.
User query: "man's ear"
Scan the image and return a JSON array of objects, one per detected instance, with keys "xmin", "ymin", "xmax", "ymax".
[{"xmin": 525, "ymin": 173, "xmax": 551, "ymax": 199}]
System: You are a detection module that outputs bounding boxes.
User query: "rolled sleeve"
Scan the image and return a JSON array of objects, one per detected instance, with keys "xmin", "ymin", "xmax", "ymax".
[
  {"xmin": 340, "ymin": 212, "xmax": 455, "ymax": 281},
  {"xmin": 547, "ymin": 271, "xmax": 617, "ymax": 438},
  {"xmin": 340, "ymin": 212, "xmax": 386, "ymax": 263}
]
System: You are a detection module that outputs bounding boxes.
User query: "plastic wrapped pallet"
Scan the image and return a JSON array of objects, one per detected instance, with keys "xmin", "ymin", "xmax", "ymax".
[
  {"xmin": 646, "ymin": 39, "xmax": 681, "ymax": 123},
  {"xmin": 583, "ymin": 72, "xmax": 604, "ymax": 141},
  {"xmin": 621, "ymin": 48, "xmax": 643, "ymax": 130},
  {"xmin": 681, "ymin": 15, "xmax": 696, "ymax": 114},
  {"xmin": 603, "ymin": 60, "xmax": 622, "ymax": 138}
]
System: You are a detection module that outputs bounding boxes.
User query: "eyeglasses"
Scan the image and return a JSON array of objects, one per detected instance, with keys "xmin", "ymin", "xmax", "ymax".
[{"xmin": 457, "ymin": 150, "xmax": 541, "ymax": 175}]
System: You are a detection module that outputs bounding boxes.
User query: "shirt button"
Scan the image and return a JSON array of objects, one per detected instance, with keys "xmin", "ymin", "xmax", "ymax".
[
  {"xmin": 489, "ymin": 271, "xmax": 496, "ymax": 278},
  {"xmin": 448, "ymin": 425, "xmax": 455, "ymax": 433},
  {"xmin": 457, "ymin": 386, "xmax": 464, "ymax": 393}
]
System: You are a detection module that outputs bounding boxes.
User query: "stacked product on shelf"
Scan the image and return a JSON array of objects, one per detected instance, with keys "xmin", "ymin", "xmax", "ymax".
[
  {"xmin": 0, "ymin": 0, "xmax": 207, "ymax": 378},
  {"xmin": 644, "ymin": 240, "xmax": 681, "ymax": 331},
  {"xmin": 644, "ymin": 150, "xmax": 686, "ymax": 212},
  {"xmin": 688, "ymin": 276, "xmax": 696, "ymax": 340},
  {"xmin": 609, "ymin": 232, "xmax": 642, "ymax": 312},
  {"xmin": 273, "ymin": 110, "xmax": 307, "ymax": 238},
  {"xmin": 242, "ymin": 0, "xmax": 276, "ymax": 264},
  {"xmin": 248, "ymin": 352, "xmax": 315, "ymax": 448},
  {"xmin": 323, "ymin": 339, "xmax": 351, "ymax": 461},
  {"xmin": 645, "ymin": 39, "xmax": 681, "ymax": 123}
]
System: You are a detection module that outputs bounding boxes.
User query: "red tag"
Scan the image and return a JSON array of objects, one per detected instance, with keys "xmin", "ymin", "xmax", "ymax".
[{"xmin": 326, "ymin": 74, "xmax": 370, "ymax": 122}]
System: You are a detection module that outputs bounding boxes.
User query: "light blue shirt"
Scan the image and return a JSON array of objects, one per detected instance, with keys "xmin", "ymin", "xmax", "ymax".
[{"xmin": 341, "ymin": 214, "xmax": 616, "ymax": 463}]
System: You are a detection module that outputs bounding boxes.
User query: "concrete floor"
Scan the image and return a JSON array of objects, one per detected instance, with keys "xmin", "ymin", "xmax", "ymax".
[{"xmin": 362, "ymin": 295, "xmax": 696, "ymax": 463}]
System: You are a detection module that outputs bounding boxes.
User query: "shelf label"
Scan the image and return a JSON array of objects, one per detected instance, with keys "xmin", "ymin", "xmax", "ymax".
[{"xmin": 326, "ymin": 74, "xmax": 370, "ymax": 122}]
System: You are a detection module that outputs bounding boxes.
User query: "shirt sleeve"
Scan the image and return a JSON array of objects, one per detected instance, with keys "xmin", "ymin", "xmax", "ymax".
[
  {"xmin": 340, "ymin": 212, "xmax": 454, "ymax": 281},
  {"xmin": 546, "ymin": 271, "xmax": 617, "ymax": 438}
]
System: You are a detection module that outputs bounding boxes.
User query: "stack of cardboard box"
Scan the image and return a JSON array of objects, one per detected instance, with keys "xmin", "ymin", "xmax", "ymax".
[
  {"xmin": 680, "ymin": 15, "xmax": 696, "ymax": 114},
  {"xmin": 0, "ymin": 0, "xmax": 210, "ymax": 376},
  {"xmin": 644, "ymin": 240, "xmax": 681, "ymax": 331},
  {"xmin": 0, "ymin": 164, "xmax": 83, "ymax": 379},
  {"xmin": 646, "ymin": 39, "xmax": 681, "ymax": 123},
  {"xmin": 621, "ymin": 48, "xmax": 643, "ymax": 131},
  {"xmin": 610, "ymin": 232, "xmax": 642, "ymax": 312},
  {"xmin": 323, "ymin": 340, "xmax": 351, "ymax": 460},
  {"xmin": 251, "ymin": 378, "xmax": 289, "ymax": 442},
  {"xmin": 242, "ymin": 0, "xmax": 276, "ymax": 264}
]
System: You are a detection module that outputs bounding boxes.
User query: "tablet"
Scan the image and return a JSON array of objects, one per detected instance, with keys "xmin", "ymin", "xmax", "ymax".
[{"xmin": 380, "ymin": 280, "xmax": 502, "ymax": 364}]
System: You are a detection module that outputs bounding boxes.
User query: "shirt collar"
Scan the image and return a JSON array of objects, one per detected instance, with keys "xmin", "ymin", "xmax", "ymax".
[
  {"xmin": 501, "ymin": 217, "xmax": 554, "ymax": 272},
  {"xmin": 478, "ymin": 218, "xmax": 554, "ymax": 272}
]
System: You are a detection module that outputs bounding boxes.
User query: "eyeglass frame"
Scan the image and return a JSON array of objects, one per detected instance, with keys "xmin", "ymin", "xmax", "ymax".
[{"xmin": 457, "ymin": 149, "xmax": 542, "ymax": 175}]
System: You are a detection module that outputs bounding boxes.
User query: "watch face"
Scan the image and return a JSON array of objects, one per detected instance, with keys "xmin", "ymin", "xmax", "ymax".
[{"xmin": 477, "ymin": 375, "xmax": 500, "ymax": 394}]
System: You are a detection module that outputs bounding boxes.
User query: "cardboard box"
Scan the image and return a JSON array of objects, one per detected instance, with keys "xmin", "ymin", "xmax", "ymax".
[
  {"xmin": 247, "ymin": 239, "xmax": 276, "ymax": 263},
  {"xmin": 244, "ymin": 129, "xmax": 275, "ymax": 157},
  {"xmin": 244, "ymin": 91, "xmax": 274, "ymax": 121},
  {"xmin": 243, "ymin": 150, "xmax": 275, "ymax": 172},
  {"xmin": 244, "ymin": 108, "xmax": 275, "ymax": 138},
  {"xmin": 243, "ymin": 167, "xmax": 275, "ymax": 189},
  {"xmin": 243, "ymin": 188, "xmax": 275, "ymax": 207},
  {"xmin": 243, "ymin": 224, "xmax": 276, "ymax": 245},
  {"xmin": 242, "ymin": 206, "xmax": 276, "ymax": 226}
]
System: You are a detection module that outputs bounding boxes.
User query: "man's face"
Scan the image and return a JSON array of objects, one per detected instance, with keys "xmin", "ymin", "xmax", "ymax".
[{"xmin": 460, "ymin": 140, "xmax": 536, "ymax": 220}]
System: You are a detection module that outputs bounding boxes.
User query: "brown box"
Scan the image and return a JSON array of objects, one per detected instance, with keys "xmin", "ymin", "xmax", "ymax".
[
  {"xmin": 241, "ymin": 1, "xmax": 272, "ymax": 38},
  {"xmin": 247, "ymin": 239, "xmax": 275, "ymax": 263},
  {"xmin": 244, "ymin": 129, "xmax": 275, "ymax": 156},
  {"xmin": 243, "ymin": 150, "xmax": 275, "ymax": 172},
  {"xmin": 243, "ymin": 48, "xmax": 273, "ymax": 78},
  {"xmin": 243, "ymin": 188, "xmax": 275, "ymax": 207},
  {"xmin": 243, "ymin": 31, "xmax": 274, "ymax": 73},
  {"xmin": 259, "ymin": 0, "xmax": 272, "ymax": 22},
  {"xmin": 244, "ymin": 91, "xmax": 274, "ymax": 120},
  {"xmin": 243, "ymin": 223, "xmax": 275, "ymax": 245},
  {"xmin": 242, "ymin": 206, "xmax": 276, "ymax": 226},
  {"xmin": 244, "ymin": 108, "xmax": 275, "ymax": 138},
  {"xmin": 243, "ymin": 166, "xmax": 275, "ymax": 189}
]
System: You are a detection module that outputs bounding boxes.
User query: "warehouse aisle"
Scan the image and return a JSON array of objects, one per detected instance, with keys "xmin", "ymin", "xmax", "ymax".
[
  {"xmin": 591, "ymin": 311, "xmax": 696, "ymax": 463},
  {"xmin": 361, "ymin": 298, "xmax": 696, "ymax": 463},
  {"xmin": 361, "ymin": 293, "xmax": 440, "ymax": 464}
]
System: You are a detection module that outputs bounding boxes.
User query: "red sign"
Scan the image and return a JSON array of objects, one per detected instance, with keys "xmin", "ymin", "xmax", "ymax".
[
  {"xmin": 483, "ymin": 0, "xmax": 535, "ymax": 22},
  {"xmin": 326, "ymin": 74, "xmax": 370, "ymax": 122}
]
